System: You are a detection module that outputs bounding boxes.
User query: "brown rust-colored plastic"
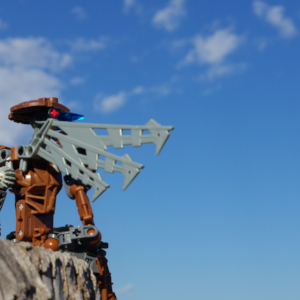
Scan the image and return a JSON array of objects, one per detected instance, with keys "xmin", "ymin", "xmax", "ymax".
[
  {"xmin": 44, "ymin": 237, "xmax": 60, "ymax": 251},
  {"xmin": 10, "ymin": 147, "xmax": 20, "ymax": 161},
  {"xmin": 87, "ymin": 228, "xmax": 102, "ymax": 247},
  {"xmin": 11, "ymin": 155, "xmax": 62, "ymax": 246},
  {"xmin": 96, "ymin": 256, "xmax": 117, "ymax": 300},
  {"xmin": 0, "ymin": 145, "xmax": 11, "ymax": 150},
  {"xmin": 70, "ymin": 183, "xmax": 95, "ymax": 226},
  {"xmin": 69, "ymin": 183, "xmax": 103, "ymax": 248},
  {"xmin": 9, "ymin": 97, "xmax": 70, "ymax": 124}
]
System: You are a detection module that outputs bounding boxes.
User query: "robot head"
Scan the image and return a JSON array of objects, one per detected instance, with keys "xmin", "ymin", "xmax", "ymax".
[{"xmin": 8, "ymin": 97, "xmax": 84, "ymax": 127}]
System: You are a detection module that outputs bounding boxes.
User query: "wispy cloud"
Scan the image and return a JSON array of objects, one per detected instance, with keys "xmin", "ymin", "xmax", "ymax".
[
  {"xmin": 199, "ymin": 63, "xmax": 247, "ymax": 81},
  {"xmin": 0, "ymin": 37, "xmax": 72, "ymax": 70},
  {"xmin": 152, "ymin": 0, "xmax": 186, "ymax": 32},
  {"xmin": 124, "ymin": 0, "xmax": 135, "ymax": 13},
  {"xmin": 62, "ymin": 100, "xmax": 81, "ymax": 110},
  {"xmin": 71, "ymin": 6, "xmax": 87, "ymax": 20},
  {"xmin": 177, "ymin": 28, "xmax": 244, "ymax": 80},
  {"xmin": 123, "ymin": 0, "xmax": 142, "ymax": 15},
  {"xmin": 94, "ymin": 84, "xmax": 171, "ymax": 113},
  {"xmin": 69, "ymin": 37, "xmax": 108, "ymax": 52},
  {"xmin": 115, "ymin": 284, "xmax": 135, "ymax": 297},
  {"xmin": 253, "ymin": 36, "xmax": 269, "ymax": 51},
  {"xmin": 70, "ymin": 77, "xmax": 85, "ymax": 85},
  {"xmin": 253, "ymin": 1, "xmax": 297, "ymax": 38},
  {"xmin": 0, "ymin": 37, "xmax": 71, "ymax": 145}
]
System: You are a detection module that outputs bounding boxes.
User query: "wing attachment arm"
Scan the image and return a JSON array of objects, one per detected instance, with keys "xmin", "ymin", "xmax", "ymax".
[{"xmin": 17, "ymin": 119, "xmax": 174, "ymax": 202}]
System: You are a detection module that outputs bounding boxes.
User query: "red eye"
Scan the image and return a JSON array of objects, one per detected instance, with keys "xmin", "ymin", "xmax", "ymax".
[{"xmin": 50, "ymin": 109, "xmax": 59, "ymax": 118}]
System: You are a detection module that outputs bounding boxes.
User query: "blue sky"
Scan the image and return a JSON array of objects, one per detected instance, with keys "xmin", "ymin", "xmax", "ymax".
[{"xmin": 0, "ymin": 1, "xmax": 300, "ymax": 299}]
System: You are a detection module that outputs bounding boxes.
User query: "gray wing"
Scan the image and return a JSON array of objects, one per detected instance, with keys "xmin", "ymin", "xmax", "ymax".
[{"xmin": 15, "ymin": 119, "xmax": 174, "ymax": 202}]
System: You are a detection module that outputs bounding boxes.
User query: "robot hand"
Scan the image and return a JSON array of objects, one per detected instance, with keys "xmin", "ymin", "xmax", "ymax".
[
  {"xmin": 0, "ymin": 166, "xmax": 16, "ymax": 190},
  {"xmin": 0, "ymin": 166, "xmax": 15, "ymax": 211},
  {"xmin": 0, "ymin": 190, "xmax": 6, "ymax": 211}
]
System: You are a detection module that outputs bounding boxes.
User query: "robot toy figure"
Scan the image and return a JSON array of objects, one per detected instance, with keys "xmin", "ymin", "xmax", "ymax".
[{"xmin": 0, "ymin": 97, "xmax": 173, "ymax": 300}]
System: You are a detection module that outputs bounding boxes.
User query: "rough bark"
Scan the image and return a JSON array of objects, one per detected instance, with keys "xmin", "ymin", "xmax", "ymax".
[{"xmin": 0, "ymin": 239, "xmax": 100, "ymax": 300}]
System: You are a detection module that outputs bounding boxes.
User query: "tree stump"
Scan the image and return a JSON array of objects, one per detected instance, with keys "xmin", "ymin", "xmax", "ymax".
[{"xmin": 0, "ymin": 239, "xmax": 100, "ymax": 300}]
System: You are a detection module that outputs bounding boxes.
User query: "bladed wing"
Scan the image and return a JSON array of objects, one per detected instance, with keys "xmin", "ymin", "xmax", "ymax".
[{"xmin": 17, "ymin": 119, "xmax": 174, "ymax": 202}]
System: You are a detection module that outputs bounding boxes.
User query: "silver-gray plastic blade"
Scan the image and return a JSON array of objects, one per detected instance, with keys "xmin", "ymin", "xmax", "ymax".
[{"xmin": 23, "ymin": 118, "xmax": 174, "ymax": 202}]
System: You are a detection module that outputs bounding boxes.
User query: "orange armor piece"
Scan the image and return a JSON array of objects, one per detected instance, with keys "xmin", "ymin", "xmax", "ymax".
[
  {"xmin": 10, "ymin": 147, "xmax": 62, "ymax": 246},
  {"xmin": 70, "ymin": 183, "xmax": 95, "ymax": 226}
]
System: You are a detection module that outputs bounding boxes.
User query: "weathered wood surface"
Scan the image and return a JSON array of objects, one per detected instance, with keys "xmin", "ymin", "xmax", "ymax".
[{"xmin": 0, "ymin": 239, "xmax": 100, "ymax": 300}]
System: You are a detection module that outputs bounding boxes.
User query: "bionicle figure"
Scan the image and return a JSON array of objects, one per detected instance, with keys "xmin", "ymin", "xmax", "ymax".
[{"xmin": 0, "ymin": 97, "xmax": 173, "ymax": 300}]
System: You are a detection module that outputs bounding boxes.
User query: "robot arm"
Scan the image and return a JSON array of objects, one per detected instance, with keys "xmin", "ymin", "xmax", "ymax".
[{"xmin": 63, "ymin": 175, "xmax": 95, "ymax": 226}]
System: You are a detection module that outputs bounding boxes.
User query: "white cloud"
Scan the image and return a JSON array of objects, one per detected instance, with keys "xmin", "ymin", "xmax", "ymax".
[
  {"xmin": 253, "ymin": 1, "xmax": 266, "ymax": 15},
  {"xmin": 0, "ymin": 37, "xmax": 70, "ymax": 145},
  {"xmin": 115, "ymin": 284, "xmax": 135, "ymax": 296},
  {"xmin": 131, "ymin": 84, "xmax": 170, "ymax": 96},
  {"xmin": 131, "ymin": 85, "xmax": 144, "ymax": 95},
  {"xmin": 152, "ymin": 0, "xmax": 186, "ymax": 32},
  {"xmin": 253, "ymin": 1, "xmax": 297, "ymax": 38},
  {"xmin": 0, "ymin": 37, "xmax": 72, "ymax": 70},
  {"xmin": 94, "ymin": 83, "xmax": 171, "ymax": 113},
  {"xmin": 200, "ymin": 63, "xmax": 247, "ymax": 81},
  {"xmin": 94, "ymin": 92, "xmax": 127, "ymax": 113},
  {"xmin": 123, "ymin": 0, "xmax": 142, "ymax": 16},
  {"xmin": 176, "ymin": 28, "xmax": 244, "ymax": 81},
  {"xmin": 71, "ymin": 6, "xmax": 87, "ymax": 20},
  {"xmin": 70, "ymin": 77, "xmax": 85, "ymax": 85},
  {"xmin": 63, "ymin": 100, "xmax": 81, "ymax": 110},
  {"xmin": 180, "ymin": 28, "xmax": 243, "ymax": 66},
  {"xmin": 124, "ymin": 0, "xmax": 135, "ymax": 13},
  {"xmin": 254, "ymin": 37, "xmax": 269, "ymax": 51},
  {"xmin": 0, "ymin": 18, "xmax": 8, "ymax": 30},
  {"xmin": 147, "ymin": 85, "xmax": 170, "ymax": 96},
  {"xmin": 70, "ymin": 37, "xmax": 108, "ymax": 52}
]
